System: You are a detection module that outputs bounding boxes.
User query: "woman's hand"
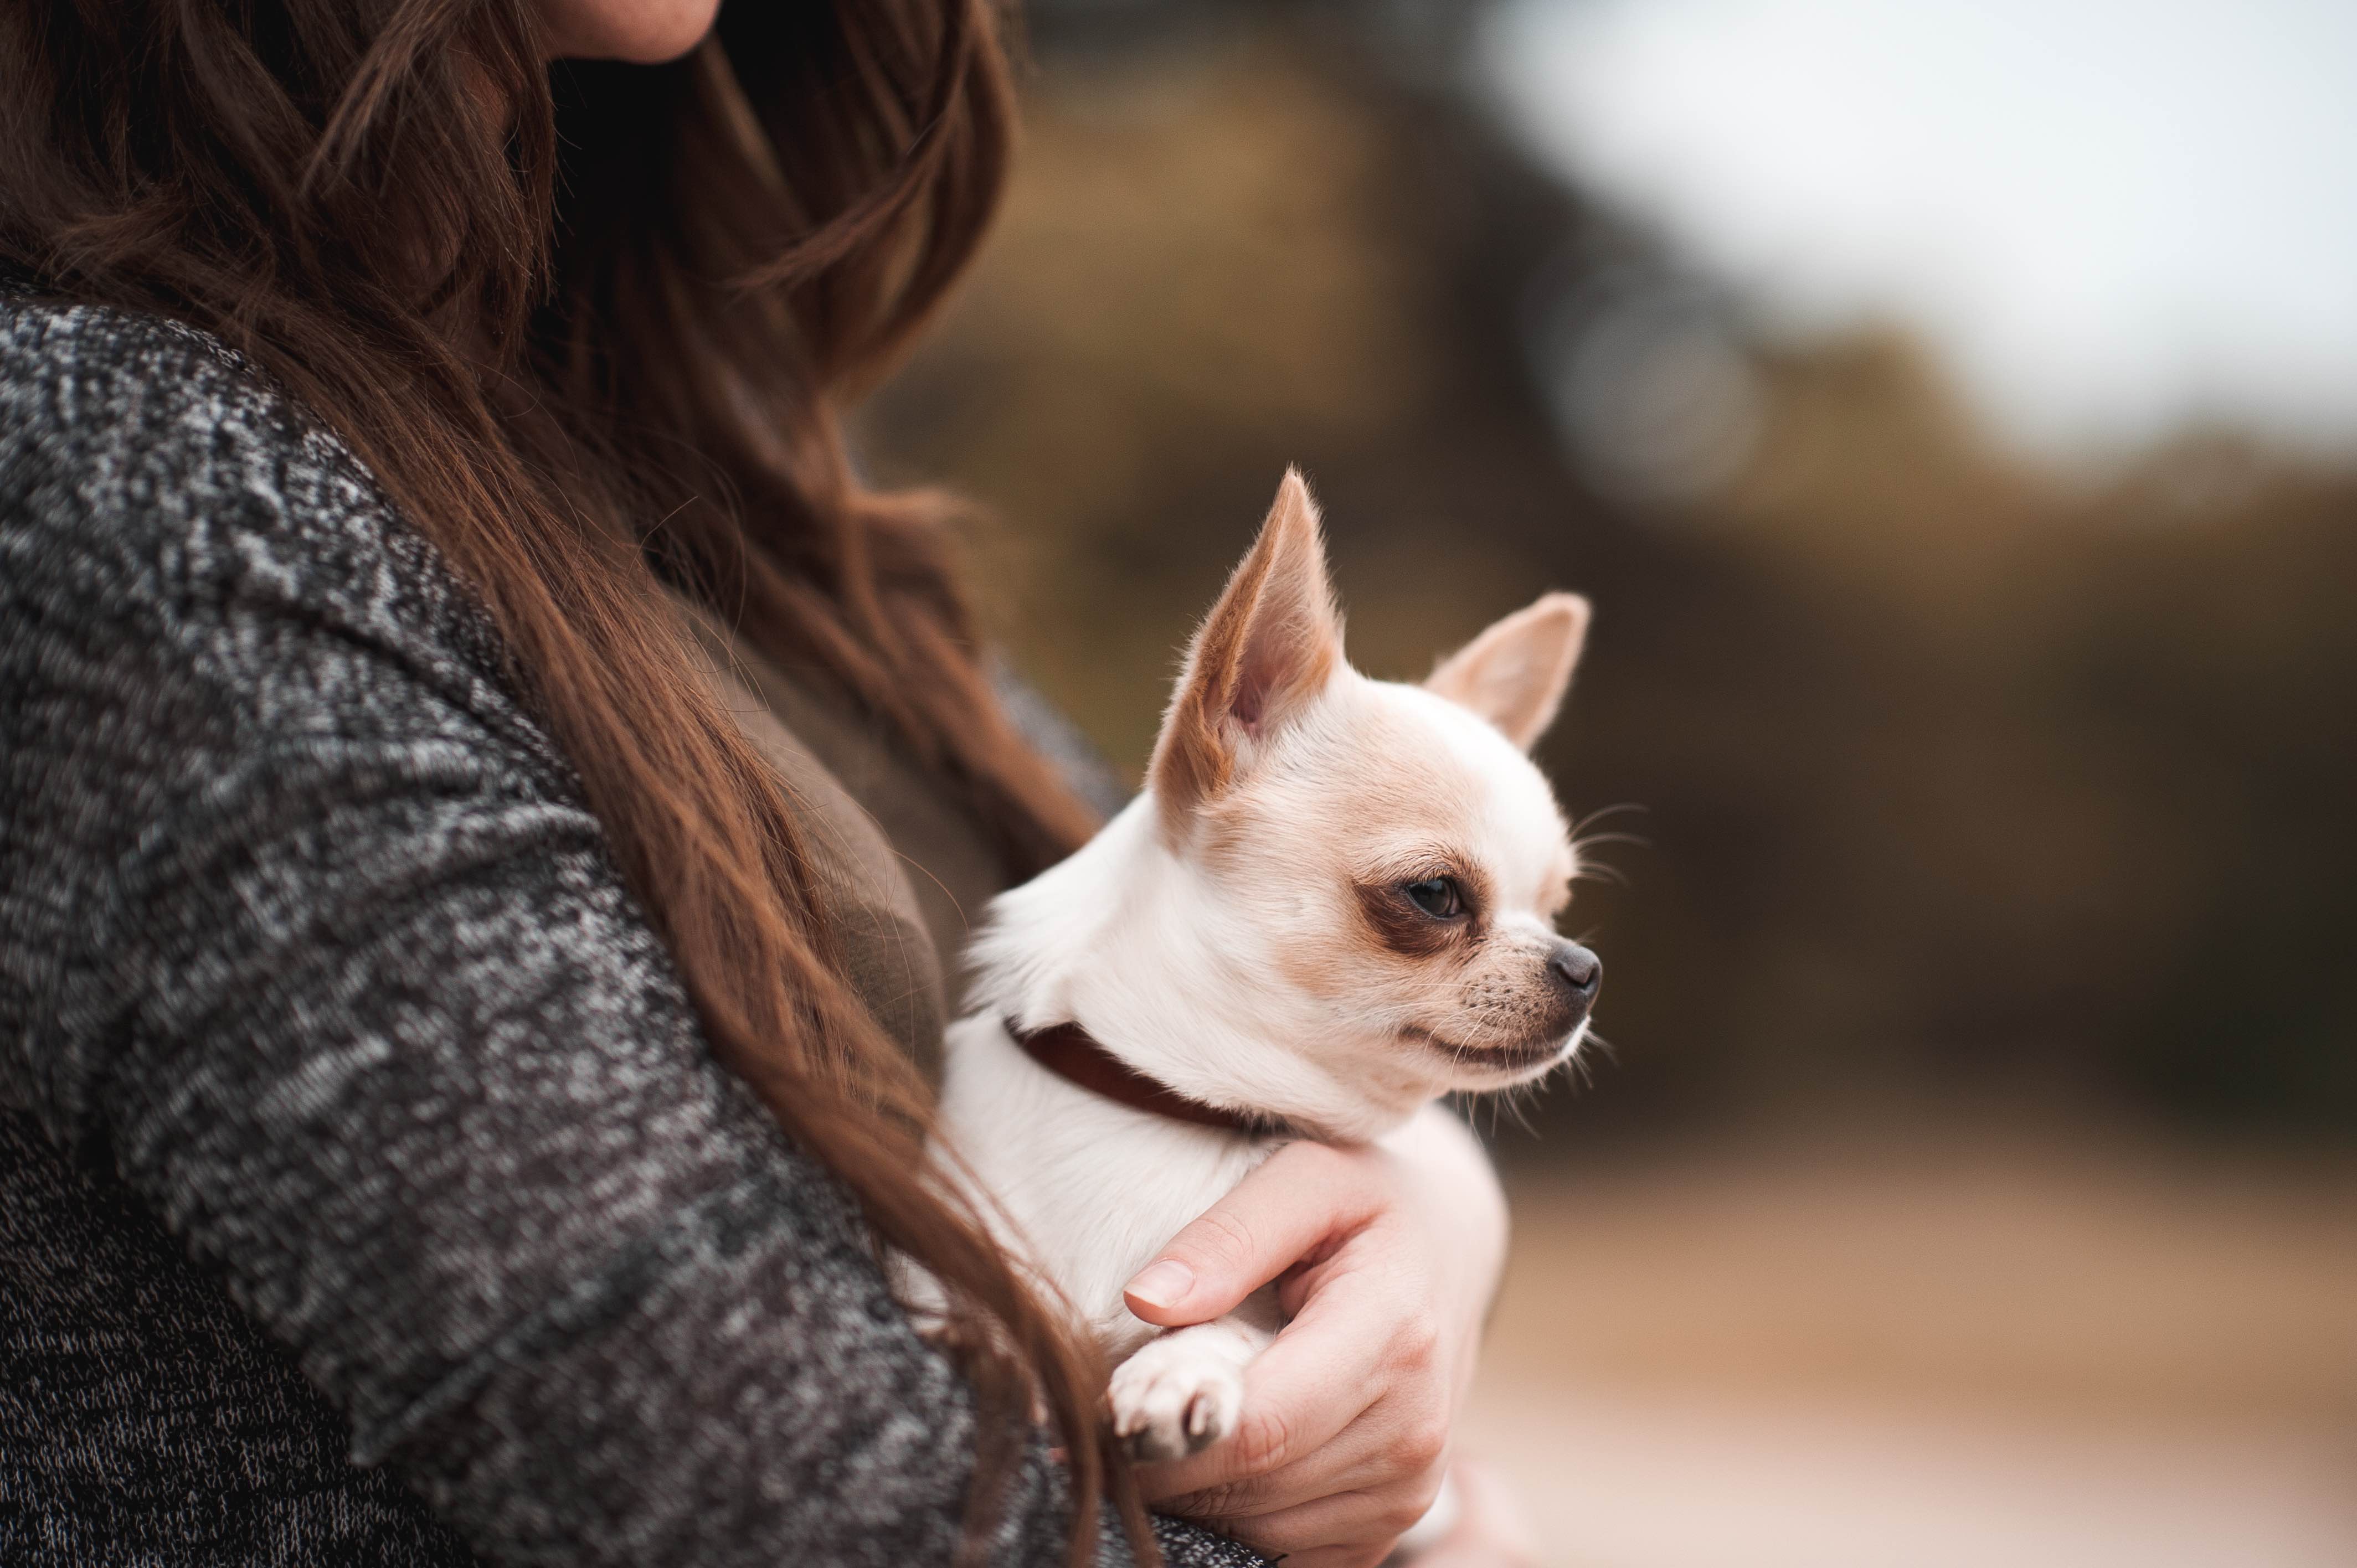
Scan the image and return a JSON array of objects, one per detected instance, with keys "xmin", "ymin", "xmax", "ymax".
[{"xmin": 1120, "ymin": 1105, "xmax": 1509, "ymax": 1567}]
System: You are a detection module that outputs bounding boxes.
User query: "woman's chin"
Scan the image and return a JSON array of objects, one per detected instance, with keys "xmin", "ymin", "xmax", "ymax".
[{"xmin": 537, "ymin": 0, "xmax": 721, "ymax": 64}]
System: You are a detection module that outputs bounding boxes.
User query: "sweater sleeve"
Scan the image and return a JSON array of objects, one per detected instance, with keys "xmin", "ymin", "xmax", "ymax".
[{"xmin": 0, "ymin": 300, "xmax": 1262, "ymax": 1568}]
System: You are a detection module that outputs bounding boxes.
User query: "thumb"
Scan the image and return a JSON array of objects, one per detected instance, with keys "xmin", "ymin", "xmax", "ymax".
[{"xmin": 1122, "ymin": 1142, "xmax": 1374, "ymax": 1327}]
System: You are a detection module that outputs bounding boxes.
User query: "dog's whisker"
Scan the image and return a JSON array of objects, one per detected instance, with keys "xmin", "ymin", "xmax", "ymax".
[
  {"xmin": 1569, "ymin": 857, "xmax": 1630, "ymax": 889},
  {"xmin": 1569, "ymin": 802, "xmax": 1649, "ymax": 834}
]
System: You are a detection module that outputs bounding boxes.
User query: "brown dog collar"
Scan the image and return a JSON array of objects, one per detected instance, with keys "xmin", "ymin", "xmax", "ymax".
[{"xmin": 1005, "ymin": 1018, "xmax": 1290, "ymax": 1138}]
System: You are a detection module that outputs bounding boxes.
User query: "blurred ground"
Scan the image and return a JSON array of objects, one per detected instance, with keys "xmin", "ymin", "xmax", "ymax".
[{"xmin": 1468, "ymin": 1131, "xmax": 2357, "ymax": 1566}]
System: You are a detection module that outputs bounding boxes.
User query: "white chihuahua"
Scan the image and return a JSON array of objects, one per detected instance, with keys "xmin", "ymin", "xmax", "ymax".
[{"xmin": 933, "ymin": 469, "xmax": 1598, "ymax": 1466}]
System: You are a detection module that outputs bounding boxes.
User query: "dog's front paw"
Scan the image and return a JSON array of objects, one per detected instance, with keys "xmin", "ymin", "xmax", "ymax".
[{"xmin": 1107, "ymin": 1336, "xmax": 1245, "ymax": 1462}]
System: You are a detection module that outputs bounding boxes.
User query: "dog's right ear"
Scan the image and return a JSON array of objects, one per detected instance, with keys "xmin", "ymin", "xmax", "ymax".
[
  {"xmin": 1149, "ymin": 468, "xmax": 1342, "ymax": 835},
  {"xmin": 1425, "ymin": 591, "xmax": 1589, "ymax": 751}
]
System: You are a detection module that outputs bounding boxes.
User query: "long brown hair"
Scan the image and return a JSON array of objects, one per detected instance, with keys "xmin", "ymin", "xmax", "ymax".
[{"xmin": 0, "ymin": 0, "xmax": 1137, "ymax": 1558}]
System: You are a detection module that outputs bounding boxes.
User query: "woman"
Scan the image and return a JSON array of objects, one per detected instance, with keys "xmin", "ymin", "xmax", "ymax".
[{"xmin": 0, "ymin": 1, "xmax": 1530, "ymax": 1564}]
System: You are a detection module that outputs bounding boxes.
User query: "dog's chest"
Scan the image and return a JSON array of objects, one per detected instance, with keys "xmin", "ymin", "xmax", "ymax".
[{"xmin": 935, "ymin": 1016, "xmax": 1279, "ymax": 1354}]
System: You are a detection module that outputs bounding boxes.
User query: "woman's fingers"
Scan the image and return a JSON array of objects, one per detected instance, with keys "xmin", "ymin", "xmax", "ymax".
[
  {"xmin": 1135, "ymin": 1263, "xmax": 1423, "ymax": 1513},
  {"xmin": 1123, "ymin": 1141, "xmax": 1383, "ymax": 1327},
  {"xmin": 1123, "ymin": 1117, "xmax": 1503, "ymax": 1558},
  {"xmin": 1210, "ymin": 1456, "xmax": 1532, "ymax": 1568},
  {"xmin": 1134, "ymin": 1286, "xmax": 1386, "ymax": 1505},
  {"xmin": 1196, "ymin": 1478, "xmax": 1443, "ymax": 1567},
  {"xmin": 1172, "ymin": 1371, "xmax": 1449, "ymax": 1525}
]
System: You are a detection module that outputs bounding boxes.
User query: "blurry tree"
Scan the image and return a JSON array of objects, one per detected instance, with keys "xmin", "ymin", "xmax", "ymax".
[{"xmin": 860, "ymin": 0, "xmax": 2357, "ymax": 1147}]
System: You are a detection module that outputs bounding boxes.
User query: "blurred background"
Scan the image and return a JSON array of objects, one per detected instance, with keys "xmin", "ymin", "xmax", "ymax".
[{"xmin": 855, "ymin": 1, "xmax": 2357, "ymax": 1561}]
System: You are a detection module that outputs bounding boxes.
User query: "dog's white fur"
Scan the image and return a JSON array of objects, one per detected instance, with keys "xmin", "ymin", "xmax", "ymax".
[{"xmin": 930, "ymin": 469, "xmax": 1596, "ymax": 1469}]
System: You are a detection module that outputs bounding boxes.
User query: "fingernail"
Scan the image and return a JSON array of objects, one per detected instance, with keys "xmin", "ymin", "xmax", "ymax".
[{"xmin": 1125, "ymin": 1259, "xmax": 1194, "ymax": 1310}]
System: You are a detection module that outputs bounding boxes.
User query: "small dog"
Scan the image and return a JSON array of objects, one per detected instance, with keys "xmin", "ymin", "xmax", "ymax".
[{"xmin": 933, "ymin": 469, "xmax": 1598, "ymax": 1464}]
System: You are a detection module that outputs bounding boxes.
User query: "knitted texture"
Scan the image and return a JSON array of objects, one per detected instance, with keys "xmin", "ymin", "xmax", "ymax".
[{"xmin": 0, "ymin": 291, "xmax": 1262, "ymax": 1568}]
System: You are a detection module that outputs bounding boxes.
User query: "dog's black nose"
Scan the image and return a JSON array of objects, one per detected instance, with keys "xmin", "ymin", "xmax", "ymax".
[{"xmin": 1548, "ymin": 941, "xmax": 1602, "ymax": 1000}]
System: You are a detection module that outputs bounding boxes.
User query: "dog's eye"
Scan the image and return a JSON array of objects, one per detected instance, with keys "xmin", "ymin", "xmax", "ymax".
[{"xmin": 1403, "ymin": 876, "xmax": 1463, "ymax": 920}]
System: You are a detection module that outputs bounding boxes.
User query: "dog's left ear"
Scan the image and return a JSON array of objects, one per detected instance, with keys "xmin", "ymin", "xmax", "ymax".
[
  {"xmin": 1150, "ymin": 468, "xmax": 1343, "ymax": 834},
  {"xmin": 1425, "ymin": 592, "xmax": 1590, "ymax": 751}
]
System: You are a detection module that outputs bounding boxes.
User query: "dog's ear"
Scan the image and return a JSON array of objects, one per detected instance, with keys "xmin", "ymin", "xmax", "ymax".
[
  {"xmin": 1425, "ymin": 592, "xmax": 1589, "ymax": 751},
  {"xmin": 1150, "ymin": 468, "xmax": 1342, "ymax": 832}
]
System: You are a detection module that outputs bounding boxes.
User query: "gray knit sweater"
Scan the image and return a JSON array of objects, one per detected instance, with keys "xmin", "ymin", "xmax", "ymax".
[{"xmin": 0, "ymin": 292, "xmax": 1260, "ymax": 1568}]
